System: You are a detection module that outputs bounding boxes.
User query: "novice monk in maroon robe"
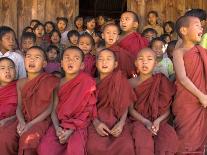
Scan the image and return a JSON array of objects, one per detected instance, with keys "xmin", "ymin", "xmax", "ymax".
[
  {"xmin": 173, "ymin": 16, "xmax": 207, "ymax": 154},
  {"xmin": 0, "ymin": 46, "xmax": 59, "ymax": 155},
  {"xmin": 87, "ymin": 49, "xmax": 136, "ymax": 155},
  {"xmin": 38, "ymin": 46, "xmax": 97, "ymax": 155},
  {"xmin": 129, "ymin": 48, "xmax": 178, "ymax": 155},
  {"xmin": 0, "ymin": 58, "xmax": 18, "ymax": 155},
  {"xmin": 118, "ymin": 11, "xmax": 148, "ymax": 57},
  {"xmin": 101, "ymin": 23, "xmax": 136, "ymax": 78}
]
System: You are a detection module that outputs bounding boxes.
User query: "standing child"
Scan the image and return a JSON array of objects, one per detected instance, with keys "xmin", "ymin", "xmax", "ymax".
[
  {"xmin": 143, "ymin": 11, "xmax": 164, "ymax": 36},
  {"xmin": 84, "ymin": 16, "xmax": 96, "ymax": 36},
  {"xmin": 129, "ymin": 48, "xmax": 178, "ymax": 155},
  {"xmin": 118, "ymin": 11, "xmax": 148, "ymax": 57},
  {"xmin": 44, "ymin": 45, "xmax": 61, "ymax": 73},
  {"xmin": 38, "ymin": 46, "xmax": 97, "ymax": 155},
  {"xmin": 74, "ymin": 16, "xmax": 84, "ymax": 34},
  {"xmin": 0, "ymin": 26, "xmax": 26, "ymax": 79},
  {"xmin": 21, "ymin": 32, "xmax": 36, "ymax": 56},
  {"xmin": 142, "ymin": 28, "xmax": 157, "ymax": 42},
  {"xmin": 44, "ymin": 21, "xmax": 55, "ymax": 43},
  {"xmin": 33, "ymin": 23, "xmax": 45, "ymax": 46},
  {"xmin": 87, "ymin": 49, "xmax": 136, "ymax": 155},
  {"xmin": 163, "ymin": 21, "xmax": 177, "ymax": 40},
  {"xmin": 67, "ymin": 30, "xmax": 80, "ymax": 46},
  {"xmin": 56, "ymin": 17, "xmax": 69, "ymax": 46},
  {"xmin": 78, "ymin": 33, "xmax": 96, "ymax": 76},
  {"xmin": 0, "ymin": 58, "xmax": 18, "ymax": 155},
  {"xmin": 30, "ymin": 20, "xmax": 40, "ymax": 29},
  {"xmin": 173, "ymin": 16, "xmax": 207, "ymax": 154},
  {"xmin": 102, "ymin": 23, "xmax": 136, "ymax": 78}
]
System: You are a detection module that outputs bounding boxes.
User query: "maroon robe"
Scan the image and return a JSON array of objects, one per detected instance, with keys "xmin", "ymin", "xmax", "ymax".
[
  {"xmin": 173, "ymin": 46, "xmax": 207, "ymax": 154},
  {"xmin": 132, "ymin": 73, "xmax": 178, "ymax": 155},
  {"xmin": 87, "ymin": 70, "xmax": 136, "ymax": 155},
  {"xmin": 117, "ymin": 32, "xmax": 148, "ymax": 57},
  {"xmin": 38, "ymin": 72, "xmax": 97, "ymax": 155},
  {"xmin": 83, "ymin": 53, "xmax": 96, "ymax": 77}
]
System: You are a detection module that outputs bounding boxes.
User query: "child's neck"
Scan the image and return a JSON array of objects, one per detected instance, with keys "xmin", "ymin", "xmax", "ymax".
[
  {"xmin": 65, "ymin": 72, "xmax": 79, "ymax": 81},
  {"xmin": 157, "ymin": 55, "xmax": 163, "ymax": 62},
  {"xmin": 27, "ymin": 72, "xmax": 42, "ymax": 80},
  {"xmin": 87, "ymin": 29, "xmax": 94, "ymax": 33},
  {"xmin": 59, "ymin": 29, "xmax": 65, "ymax": 33},
  {"xmin": 122, "ymin": 30, "xmax": 135, "ymax": 36},
  {"xmin": 181, "ymin": 39, "xmax": 195, "ymax": 49},
  {"xmin": 105, "ymin": 43, "xmax": 112, "ymax": 48},
  {"xmin": 100, "ymin": 72, "xmax": 110, "ymax": 80},
  {"xmin": 139, "ymin": 73, "xmax": 152, "ymax": 82},
  {"xmin": 0, "ymin": 82, "xmax": 9, "ymax": 87},
  {"xmin": 0, "ymin": 48, "xmax": 9, "ymax": 54},
  {"xmin": 77, "ymin": 27, "xmax": 83, "ymax": 32}
]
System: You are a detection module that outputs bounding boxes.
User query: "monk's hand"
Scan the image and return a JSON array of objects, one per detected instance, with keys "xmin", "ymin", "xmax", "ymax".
[
  {"xmin": 144, "ymin": 120, "xmax": 156, "ymax": 135},
  {"xmin": 198, "ymin": 94, "xmax": 207, "ymax": 108},
  {"xmin": 56, "ymin": 126, "xmax": 64, "ymax": 137},
  {"xmin": 59, "ymin": 129, "xmax": 73, "ymax": 144},
  {"xmin": 17, "ymin": 121, "xmax": 26, "ymax": 136},
  {"xmin": 152, "ymin": 119, "xmax": 160, "ymax": 135},
  {"xmin": 95, "ymin": 122, "xmax": 111, "ymax": 137},
  {"xmin": 111, "ymin": 121, "xmax": 124, "ymax": 137},
  {"xmin": 0, "ymin": 119, "xmax": 6, "ymax": 127},
  {"xmin": 21, "ymin": 122, "xmax": 33, "ymax": 135}
]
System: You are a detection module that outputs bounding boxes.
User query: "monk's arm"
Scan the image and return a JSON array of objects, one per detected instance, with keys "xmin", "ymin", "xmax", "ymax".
[
  {"xmin": 16, "ymin": 80, "xmax": 26, "ymax": 124},
  {"xmin": 154, "ymin": 109, "xmax": 170, "ymax": 123},
  {"xmin": 51, "ymin": 88, "xmax": 60, "ymax": 130},
  {"xmin": 118, "ymin": 109, "xmax": 128, "ymax": 125},
  {"xmin": 0, "ymin": 115, "xmax": 16, "ymax": 124},
  {"xmin": 173, "ymin": 49, "xmax": 205, "ymax": 101},
  {"xmin": 28, "ymin": 92, "xmax": 54, "ymax": 126}
]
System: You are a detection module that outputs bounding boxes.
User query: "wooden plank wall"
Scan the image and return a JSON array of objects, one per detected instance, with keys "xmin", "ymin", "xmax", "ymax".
[
  {"xmin": 0, "ymin": 0, "xmax": 79, "ymax": 38},
  {"xmin": 127, "ymin": 0, "xmax": 207, "ymax": 30}
]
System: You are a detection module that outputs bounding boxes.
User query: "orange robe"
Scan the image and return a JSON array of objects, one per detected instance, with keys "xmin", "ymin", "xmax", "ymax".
[
  {"xmin": 0, "ymin": 73, "xmax": 59, "ymax": 155},
  {"xmin": 132, "ymin": 74, "xmax": 178, "ymax": 155},
  {"xmin": 0, "ymin": 81, "xmax": 18, "ymax": 155},
  {"xmin": 109, "ymin": 44, "xmax": 136, "ymax": 78},
  {"xmin": 117, "ymin": 32, "xmax": 148, "ymax": 57},
  {"xmin": 87, "ymin": 71, "xmax": 136, "ymax": 155},
  {"xmin": 38, "ymin": 72, "xmax": 97, "ymax": 155},
  {"xmin": 173, "ymin": 46, "xmax": 207, "ymax": 154}
]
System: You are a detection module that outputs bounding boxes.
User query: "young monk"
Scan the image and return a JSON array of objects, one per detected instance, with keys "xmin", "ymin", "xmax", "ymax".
[
  {"xmin": 129, "ymin": 48, "xmax": 178, "ymax": 155},
  {"xmin": 87, "ymin": 49, "xmax": 136, "ymax": 155},
  {"xmin": 173, "ymin": 16, "xmax": 207, "ymax": 154},
  {"xmin": 38, "ymin": 46, "xmax": 97, "ymax": 155},
  {"xmin": 0, "ymin": 46, "xmax": 59, "ymax": 155},
  {"xmin": 102, "ymin": 23, "xmax": 136, "ymax": 78},
  {"xmin": 118, "ymin": 11, "xmax": 148, "ymax": 57},
  {"xmin": 0, "ymin": 58, "xmax": 17, "ymax": 155}
]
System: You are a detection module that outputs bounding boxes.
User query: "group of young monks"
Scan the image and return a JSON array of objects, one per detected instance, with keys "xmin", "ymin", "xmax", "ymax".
[{"xmin": 0, "ymin": 10, "xmax": 207, "ymax": 155}]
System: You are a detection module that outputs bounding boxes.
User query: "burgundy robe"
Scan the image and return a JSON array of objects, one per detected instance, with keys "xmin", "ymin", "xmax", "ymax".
[{"xmin": 83, "ymin": 53, "xmax": 96, "ymax": 77}]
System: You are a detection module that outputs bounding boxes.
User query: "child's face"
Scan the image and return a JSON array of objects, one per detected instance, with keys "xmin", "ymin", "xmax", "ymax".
[
  {"xmin": 51, "ymin": 32, "xmax": 60, "ymax": 44},
  {"xmin": 96, "ymin": 50, "xmax": 117, "ymax": 75},
  {"xmin": 21, "ymin": 38, "xmax": 35, "ymax": 54},
  {"xmin": 152, "ymin": 40, "xmax": 164, "ymax": 58},
  {"xmin": 102, "ymin": 26, "xmax": 119, "ymax": 46},
  {"xmin": 98, "ymin": 16, "xmax": 105, "ymax": 26},
  {"xmin": 135, "ymin": 50, "xmax": 156, "ymax": 75},
  {"xmin": 120, "ymin": 12, "xmax": 138, "ymax": 33},
  {"xmin": 164, "ymin": 36, "xmax": 171, "ymax": 43},
  {"xmin": 47, "ymin": 48, "xmax": 58, "ymax": 61},
  {"xmin": 186, "ymin": 17, "xmax": 203, "ymax": 43},
  {"xmin": 144, "ymin": 31, "xmax": 156, "ymax": 41},
  {"xmin": 57, "ymin": 20, "xmax": 66, "ymax": 32},
  {"xmin": 148, "ymin": 13, "xmax": 157, "ymax": 25},
  {"xmin": 87, "ymin": 19, "xmax": 96, "ymax": 30},
  {"xmin": 0, "ymin": 32, "xmax": 15, "ymax": 51},
  {"xmin": 164, "ymin": 24, "xmax": 173, "ymax": 33},
  {"xmin": 0, "ymin": 60, "xmax": 16, "ymax": 85},
  {"xmin": 69, "ymin": 35, "xmax": 78, "ymax": 46},
  {"xmin": 45, "ymin": 23, "xmax": 53, "ymax": 34},
  {"xmin": 30, "ymin": 21, "xmax": 38, "ymax": 28},
  {"xmin": 78, "ymin": 37, "xmax": 92, "ymax": 54},
  {"xmin": 34, "ymin": 25, "xmax": 44, "ymax": 38},
  {"xmin": 61, "ymin": 49, "xmax": 83, "ymax": 74},
  {"xmin": 75, "ymin": 18, "xmax": 83, "ymax": 29},
  {"xmin": 25, "ymin": 49, "xmax": 47, "ymax": 73}
]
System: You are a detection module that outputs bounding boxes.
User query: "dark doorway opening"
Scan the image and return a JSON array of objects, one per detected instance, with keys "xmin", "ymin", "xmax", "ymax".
[{"xmin": 79, "ymin": 0, "xmax": 127, "ymax": 19}]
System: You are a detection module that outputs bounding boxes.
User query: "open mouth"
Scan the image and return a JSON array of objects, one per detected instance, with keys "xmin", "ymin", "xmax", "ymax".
[
  {"xmin": 68, "ymin": 64, "xmax": 73, "ymax": 70},
  {"xmin": 5, "ymin": 74, "xmax": 12, "ymax": 79},
  {"xmin": 29, "ymin": 64, "xmax": 35, "ymax": 68}
]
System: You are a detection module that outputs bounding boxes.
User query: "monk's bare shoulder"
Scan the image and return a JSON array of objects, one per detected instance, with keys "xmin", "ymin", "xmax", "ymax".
[
  {"xmin": 173, "ymin": 47, "xmax": 189, "ymax": 58},
  {"xmin": 128, "ymin": 77, "xmax": 139, "ymax": 88},
  {"xmin": 17, "ymin": 78, "xmax": 28, "ymax": 90}
]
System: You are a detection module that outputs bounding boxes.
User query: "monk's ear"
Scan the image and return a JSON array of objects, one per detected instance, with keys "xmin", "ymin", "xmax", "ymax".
[
  {"xmin": 101, "ymin": 33, "xmax": 104, "ymax": 39},
  {"xmin": 80, "ymin": 62, "xmax": 85, "ymax": 70},
  {"xmin": 133, "ymin": 21, "xmax": 139, "ymax": 30},
  {"xmin": 114, "ymin": 61, "xmax": 118, "ymax": 68},
  {"xmin": 43, "ymin": 60, "xmax": 47, "ymax": 68},
  {"xmin": 180, "ymin": 27, "xmax": 188, "ymax": 36},
  {"xmin": 134, "ymin": 59, "xmax": 138, "ymax": 68}
]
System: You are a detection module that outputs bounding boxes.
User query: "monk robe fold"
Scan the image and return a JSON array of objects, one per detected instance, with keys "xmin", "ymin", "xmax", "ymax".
[
  {"xmin": 132, "ymin": 73, "xmax": 178, "ymax": 155},
  {"xmin": 38, "ymin": 72, "xmax": 97, "ymax": 155},
  {"xmin": 109, "ymin": 45, "xmax": 136, "ymax": 78},
  {"xmin": 173, "ymin": 46, "xmax": 207, "ymax": 153},
  {"xmin": 117, "ymin": 32, "xmax": 148, "ymax": 57},
  {"xmin": 0, "ymin": 81, "xmax": 18, "ymax": 155},
  {"xmin": 87, "ymin": 70, "xmax": 136, "ymax": 155}
]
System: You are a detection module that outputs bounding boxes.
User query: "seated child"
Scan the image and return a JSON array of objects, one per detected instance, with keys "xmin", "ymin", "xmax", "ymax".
[
  {"xmin": 150, "ymin": 37, "xmax": 174, "ymax": 79},
  {"xmin": 67, "ymin": 30, "xmax": 80, "ymax": 46},
  {"xmin": 84, "ymin": 16, "xmax": 96, "ymax": 36},
  {"xmin": 78, "ymin": 33, "xmax": 96, "ymax": 76},
  {"xmin": 142, "ymin": 28, "xmax": 157, "ymax": 42},
  {"xmin": 56, "ymin": 17, "xmax": 69, "ymax": 46},
  {"xmin": 0, "ymin": 26, "xmax": 26, "ymax": 79},
  {"xmin": 87, "ymin": 49, "xmax": 136, "ymax": 155},
  {"xmin": 44, "ymin": 45, "xmax": 61, "ymax": 73},
  {"xmin": 43, "ymin": 21, "xmax": 55, "ymax": 43},
  {"xmin": 30, "ymin": 19, "xmax": 40, "ymax": 29},
  {"xmin": 143, "ymin": 11, "xmax": 164, "ymax": 36},
  {"xmin": 21, "ymin": 32, "xmax": 36, "ymax": 56},
  {"xmin": 129, "ymin": 48, "xmax": 178, "ymax": 155},
  {"xmin": 102, "ymin": 23, "xmax": 136, "ymax": 78},
  {"xmin": 74, "ymin": 16, "xmax": 84, "ymax": 34},
  {"xmin": 173, "ymin": 15, "xmax": 207, "ymax": 154},
  {"xmin": 118, "ymin": 11, "xmax": 148, "ymax": 57},
  {"xmin": 0, "ymin": 57, "xmax": 17, "ymax": 155},
  {"xmin": 38, "ymin": 46, "xmax": 97, "ymax": 155}
]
